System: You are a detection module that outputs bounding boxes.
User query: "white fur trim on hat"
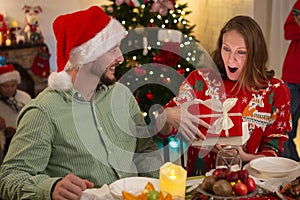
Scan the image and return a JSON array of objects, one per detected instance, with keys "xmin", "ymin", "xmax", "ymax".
[
  {"xmin": 69, "ymin": 18, "xmax": 127, "ymax": 65},
  {"xmin": 0, "ymin": 71, "xmax": 21, "ymax": 84},
  {"xmin": 48, "ymin": 71, "xmax": 72, "ymax": 90}
]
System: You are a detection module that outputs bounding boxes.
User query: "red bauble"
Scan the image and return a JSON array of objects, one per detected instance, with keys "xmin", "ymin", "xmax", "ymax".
[
  {"xmin": 177, "ymin": 68, "xmax": 185, "ymax": 75},
  {"xmin": 146, "ymin": 91, "xmax": 154, "ymax": 101}
]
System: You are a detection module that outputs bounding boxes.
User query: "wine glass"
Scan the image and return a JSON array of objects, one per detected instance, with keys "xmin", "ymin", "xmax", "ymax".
[{"xmin": 215, "ymin": 145, "xmax": 242, "ymax": 172}]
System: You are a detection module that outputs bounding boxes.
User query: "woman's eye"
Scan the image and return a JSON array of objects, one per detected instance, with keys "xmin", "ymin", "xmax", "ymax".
[
  {"xmin": 237, "ymin": 50, "xmax": 247, "ymax": 55},
  {"xmin": 222, "ymin": 46, "xmax": 230, "ymax": 52}
]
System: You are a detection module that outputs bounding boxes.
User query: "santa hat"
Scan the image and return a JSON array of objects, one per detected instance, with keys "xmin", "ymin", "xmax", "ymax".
[
  {"xmin": 49, "ymin": 6, "xmax": 126, "ymax": 90},
  {"xmin": 0, "ymin": 56, "xmax": 21, "ymax": 85}
]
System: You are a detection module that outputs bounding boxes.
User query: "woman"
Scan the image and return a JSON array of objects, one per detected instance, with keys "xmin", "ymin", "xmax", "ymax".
[{"xmin": 157, "ymin": 16, "xmax": 291, "ymax": 176}]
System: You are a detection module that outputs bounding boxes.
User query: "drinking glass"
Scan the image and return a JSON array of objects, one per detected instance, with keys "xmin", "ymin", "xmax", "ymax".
[{"xmin": 215, "ymin": 145, "xmax": 242, "ymax": 172}]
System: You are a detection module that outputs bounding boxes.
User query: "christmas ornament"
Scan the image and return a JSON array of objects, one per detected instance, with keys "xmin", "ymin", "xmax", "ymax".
[
  {"xmin": 177, "ymin": 68, "xmax": 184, "ymax": 75},
  {"xmin": 154, "ymin": 42, "xmax": 180, "ymax": 67},
  {"xmin": 176, "ymin": 21, "xmax": 184, "ymax": 29},
  {"xmin": 126, "ymin": 58, "xmax": 140, "ymax": 68},
  {"xmin": 151, "ymin": 0, "xmax": 174, "ymax": 16},
  {"xmin": 134, "ymin": 66, "xmax": 146, "ymax": 76},
  {"xmin": 146, "ymin": 91, "xmax": 154, "ymax": 101},
  {"xmin": 31, "ymin": 44, "xmax": 51, "ymax": 78},
  {"xmin": 162, "ymin": 77, "xmax": 169, "ymax": 84}
]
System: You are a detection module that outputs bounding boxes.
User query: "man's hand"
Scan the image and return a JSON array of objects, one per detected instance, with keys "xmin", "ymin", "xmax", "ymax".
[
  {"xmin": 52, "ymin": 174, "xmax": 94, "ymax": 200},
  {"xmin": 161, "ymin": 99, "xmax": 209, "ymax": 142}
]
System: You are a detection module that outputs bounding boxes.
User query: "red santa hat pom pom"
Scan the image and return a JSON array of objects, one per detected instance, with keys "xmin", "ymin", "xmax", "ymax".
[{"xmin": 0, "ymin": 56, "xmax": 21, "ymax": 85}]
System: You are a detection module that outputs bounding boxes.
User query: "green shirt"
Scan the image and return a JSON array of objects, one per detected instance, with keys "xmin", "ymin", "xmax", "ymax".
[{"xmin": 0, "ymin": 82, "xmax": 162, "ymax": 200}]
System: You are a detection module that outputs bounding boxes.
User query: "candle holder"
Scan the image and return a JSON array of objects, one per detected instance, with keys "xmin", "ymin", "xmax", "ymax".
[{"xmin": 159, "ymin": 162, "xmax": 187, "ymax": 199}]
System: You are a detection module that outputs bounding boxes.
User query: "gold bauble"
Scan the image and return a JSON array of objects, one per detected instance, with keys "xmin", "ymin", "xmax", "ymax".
[
  {"xmin": 133, "ymin": 8, "xmax": 139, "ymax": 14},
  {"xmin": 177, "ymin": 22, "xmax": 184, "ymax": 29}
]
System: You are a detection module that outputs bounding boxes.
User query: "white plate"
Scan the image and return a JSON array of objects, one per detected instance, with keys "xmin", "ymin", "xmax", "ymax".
[
  {"xmin": 109, "ymin": 177, "xmax": 159, "ymax": 200},
  {"xmin": 249, "ymin": 157, "xmax": 300, "ymax": 178}
]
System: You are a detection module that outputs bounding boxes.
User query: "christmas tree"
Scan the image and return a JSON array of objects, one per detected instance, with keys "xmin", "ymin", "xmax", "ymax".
[{"xmin": 103, "ymin": 0, "xmax": 205, "ymax": 124}]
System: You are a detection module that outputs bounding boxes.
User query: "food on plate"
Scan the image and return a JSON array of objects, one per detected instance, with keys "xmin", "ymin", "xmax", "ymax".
[
  {"xmin": 212, "ymin": 168, "xmax": 227, "ymax": 179},
  {"xmin": 201, "ymin": 175, "xmax": 217, "ymax": 192},
  {"xmin": 200, "ymin": 168, "xmax": 256, "ymax": 197},
  {"xmin": 212, "ymin": 179, "xmax": 232, "ymax": 196},
  {"xmin": 122, "ymin": 182, "xmax": 172, "ymax": 200},
  {"xmin": 233, "ymin": 182, "xmax": 248, "ymax": 196},
  {"xmin": 279, "ymin": 176, "xmax": 300, "ymax": 200}
]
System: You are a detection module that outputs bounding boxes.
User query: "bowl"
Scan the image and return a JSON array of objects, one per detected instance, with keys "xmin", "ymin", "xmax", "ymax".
[
  {"xmin": 249, "ymin": 157, "xmax": 300, "ymax": 178},
  {"xmin": 109, "ymin": 177, "xmax": 159, "ymax": 199}
]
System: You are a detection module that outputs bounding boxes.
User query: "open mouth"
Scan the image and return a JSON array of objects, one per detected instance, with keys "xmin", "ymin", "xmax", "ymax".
[{"xmin": 228, "ymin": 66, "xmax": 238, "ymax": 73}]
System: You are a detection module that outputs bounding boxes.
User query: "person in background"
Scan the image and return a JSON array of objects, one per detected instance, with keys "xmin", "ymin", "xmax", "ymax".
[
  {"xmin": 282, "ymin": 0, "xmax": 300, "ymax": 162},
  {"xmin": 0, "ymin": 6, "xmax": 162, "ymax": 200},
  {"xmin": 156, "ymin": 15, "xmax": 291, "ymax": 176},
  {"xmin": 0, "ymin": 117, "xmax": 5, "ymax": 165},
  {"xmin": 0, "ymin": 57, "xmax": 32, "ymax": 155}
]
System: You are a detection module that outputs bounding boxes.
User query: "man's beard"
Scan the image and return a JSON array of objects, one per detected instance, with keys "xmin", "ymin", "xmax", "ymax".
[{"xmin": 100, "ymin": 73, "xmax": 116, "ymax": 86}]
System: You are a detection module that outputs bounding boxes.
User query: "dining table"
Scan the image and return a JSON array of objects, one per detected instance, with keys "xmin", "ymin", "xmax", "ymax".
[
  {"xmin": 185, "ymin": 175, "xmax": 283, "ymax": 200},
  {"xmin": 81, "ymin": 160, "xmax": 300, "ymax": 200},
  {"xmin": 185, "ymin": 159, "xmax": 300, "ymax": 200}
]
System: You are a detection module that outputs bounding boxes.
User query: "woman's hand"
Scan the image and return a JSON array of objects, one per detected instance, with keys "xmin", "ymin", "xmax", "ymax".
[
  {"xmin": 215, "ymin": 145, "xmax": 265, "ymax": 162},
  {"xmin": 52, "ymin": 174, "xmax": 94, "ymax": 200},
  {"xmin": 236, "ymin": 146, "xmax": 265, "ymax": 162}
]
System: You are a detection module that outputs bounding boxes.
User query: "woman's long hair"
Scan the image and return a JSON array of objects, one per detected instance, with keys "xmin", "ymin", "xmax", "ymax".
[{"xmin": 211, "ymin": 15, "xmax": 274, "ymax": 93}]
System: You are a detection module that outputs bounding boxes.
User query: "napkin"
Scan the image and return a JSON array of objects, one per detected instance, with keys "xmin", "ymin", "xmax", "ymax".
[{"xmin": 79, "ymin": 184, "xmax": 115, "ymax": 200}]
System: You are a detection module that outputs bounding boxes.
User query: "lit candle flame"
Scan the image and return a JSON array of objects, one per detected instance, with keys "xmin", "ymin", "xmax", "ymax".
[{"xmin": 169, "ymin": 169, "xmax": 177, "ymax": 179}]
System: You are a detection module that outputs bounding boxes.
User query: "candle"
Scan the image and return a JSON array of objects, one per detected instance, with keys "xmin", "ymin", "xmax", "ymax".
[
  {"xmin": 159, "ymin": 162, "xmax": 187, "ymax": 199},
  {"xmin": 5, "ymin": 38, "xmax": 11, "ymax": 46}
]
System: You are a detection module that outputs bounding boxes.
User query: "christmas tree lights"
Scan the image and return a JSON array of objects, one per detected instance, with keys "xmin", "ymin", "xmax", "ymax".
[{"xmin": 103, "ymin": 0, "xmax": 205, "ymax": 123}]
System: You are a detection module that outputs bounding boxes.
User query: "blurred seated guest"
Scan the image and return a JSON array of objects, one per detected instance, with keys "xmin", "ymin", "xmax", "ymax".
[
  {"xmin": 0, "ymin": 117, "xmax": 5, "ymax": 165},
  {"xmin": 11, "ymin": 62, "xmax": 36, "ymax": 98},
  {"xmin": 156, "ymin": 16, "xmax": 292, "ymax": 176},
  {"xmin": 0, "ymin": 56, "xmax": 32, "ymax": 130},
  {"xmin": 0, "ymin": 6, "xmax": 162, "ymax": 200}
]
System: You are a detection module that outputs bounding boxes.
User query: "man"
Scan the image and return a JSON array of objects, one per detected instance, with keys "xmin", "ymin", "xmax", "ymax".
[{"xmin": 0, "ymin": 6, "xmax": 162, "ymax": 200}]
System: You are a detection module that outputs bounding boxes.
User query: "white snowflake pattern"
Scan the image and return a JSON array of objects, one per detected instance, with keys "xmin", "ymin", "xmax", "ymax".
[
  {"xmin": 274, "ymin": 83, "xmax": 280, "ymax": 88},
  {"xmin": 279, "ymin": 110, "xmax": 285, "ymax": 117},
  {"xmin": 277, "ymin": 121, "xmax": 284, "ymax": 131},
  {"xmin": 242, "ymin": 96, "xmax": 248, "ymax": 104}
]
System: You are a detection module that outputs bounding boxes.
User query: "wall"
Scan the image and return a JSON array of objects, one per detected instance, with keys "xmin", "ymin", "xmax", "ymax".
[
  {"xmin": 0, "ymin": 0, "xmax": 295, "ymax": 77},
  {"xmin": 0, "ymin": 0, "xmax": 117, "ymax": 71}
]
